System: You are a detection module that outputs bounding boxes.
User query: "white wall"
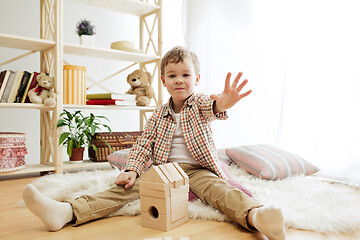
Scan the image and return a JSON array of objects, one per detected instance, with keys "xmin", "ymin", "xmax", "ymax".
[{"xmin": 0, "ymin": 0, "xmax": 184, "ymax": 164}]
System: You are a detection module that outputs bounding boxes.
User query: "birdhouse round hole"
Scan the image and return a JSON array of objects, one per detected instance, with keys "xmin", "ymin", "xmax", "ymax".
[{"xmin": 150, "ymin": 206, "xmax": 159, "ymax": 219}]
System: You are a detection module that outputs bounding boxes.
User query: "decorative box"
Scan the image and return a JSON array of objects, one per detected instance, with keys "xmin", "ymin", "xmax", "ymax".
[
  {"xmin": 0, "ymin": 132, "xmax": 27, "ymax": 173},
  {"xmin": 88, "ymin": 131, "xmax": 143, "ymax": 162},
  {"xmin": 63, "ymin": 65, "xmax": 86, "ymax": 105}
]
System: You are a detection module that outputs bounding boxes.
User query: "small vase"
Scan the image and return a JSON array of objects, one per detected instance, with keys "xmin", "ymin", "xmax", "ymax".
[
  {"xmin": 69, "ymin": 147, "xmax": 84, "ymax": 163},
  {"xmin": 79, "ymin": 35, "xmax": 95, "ymax": 46}
]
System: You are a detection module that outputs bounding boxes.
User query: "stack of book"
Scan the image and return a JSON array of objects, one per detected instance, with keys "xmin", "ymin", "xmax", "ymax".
[
  {"xmin": 0, "ymin": 70, "xmax": 40, "ymax": 103},
  {"xmin": 86, "ymin": 93, "xmax": 137, "ymax": 106}
]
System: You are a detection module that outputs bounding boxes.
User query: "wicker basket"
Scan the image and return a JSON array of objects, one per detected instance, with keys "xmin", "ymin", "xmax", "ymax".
[
  {"xmin": 88, "ymin": 131, "xmax": 143, "ymax": 162},
  {"xmin": 0, "ymin": 132, "xmax": 27, "ymax": 173}
]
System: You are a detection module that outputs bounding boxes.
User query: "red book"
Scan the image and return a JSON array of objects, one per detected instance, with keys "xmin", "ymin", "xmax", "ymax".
[
  {"xmin": 86, "ymin": 99, "xmax": 136, "ymax": 106},
  {"xmin": 24, "ymin": 72, "xmax": 40, "ymax": 103}
]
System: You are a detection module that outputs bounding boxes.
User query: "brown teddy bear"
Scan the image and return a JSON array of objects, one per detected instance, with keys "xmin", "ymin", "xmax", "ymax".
[
  {"xmin": 126, "ymin": 69, "xmax": 155, "ymax": 106},
  {"xmin": 27, "ymin": 73, "xmax": 56, "ymax": 106}
]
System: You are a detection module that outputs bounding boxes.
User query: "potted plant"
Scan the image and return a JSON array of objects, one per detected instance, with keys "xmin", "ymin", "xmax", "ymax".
[
  {"xmin": 76, "ymin": 18, "xmax": 96, "ymax": 45},
  {"xmin": 56, "ymin": 109, "xmax": 112, "ymax": 163}
]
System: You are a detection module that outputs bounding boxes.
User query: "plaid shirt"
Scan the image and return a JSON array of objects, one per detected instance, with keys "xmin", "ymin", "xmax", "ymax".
[{"xmin": 125, "ymin": 93, "xmax": 228, "ymax": 180}]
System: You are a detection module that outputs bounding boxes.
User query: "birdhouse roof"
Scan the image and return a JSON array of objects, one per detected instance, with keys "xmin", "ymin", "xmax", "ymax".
[{"xmin": 141, "ymin": 162, "xmax": 189, "ymax": 187}]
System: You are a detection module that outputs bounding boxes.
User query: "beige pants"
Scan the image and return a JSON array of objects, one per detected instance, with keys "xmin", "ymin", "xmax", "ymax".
[{"xmin": 66, "ymin": 164, "xmax": 262, "ymax": 231}]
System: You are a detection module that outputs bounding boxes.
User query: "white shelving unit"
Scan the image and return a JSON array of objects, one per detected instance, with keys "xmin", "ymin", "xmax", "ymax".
[{"xmin": 0, "ymin": 0, "xmax": 162, "ymax": 176}]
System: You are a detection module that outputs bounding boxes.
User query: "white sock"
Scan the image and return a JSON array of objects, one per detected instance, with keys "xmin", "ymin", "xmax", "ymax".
[
  {"xmin": 252, "ymin": 206, "xmax": 286, "ymax": 240},
  {"xmin": 22, "ymin": 184, "xmax": 73, "ymax": 231}
]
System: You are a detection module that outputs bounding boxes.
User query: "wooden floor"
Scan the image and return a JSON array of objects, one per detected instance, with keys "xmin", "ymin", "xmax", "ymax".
[{"xmin": 1, "ymin": 176, "xmax": 360, "ymax": 240}]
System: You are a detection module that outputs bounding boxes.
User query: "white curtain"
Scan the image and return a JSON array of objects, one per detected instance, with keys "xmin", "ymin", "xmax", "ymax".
[{"xmin": 182, "ymin": 0, "xmax": 360, "ymax": 174}]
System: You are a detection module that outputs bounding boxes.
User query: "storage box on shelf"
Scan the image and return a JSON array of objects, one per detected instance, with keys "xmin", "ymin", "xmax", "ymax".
[{"xmin": 0, "ymin": 0, "xmax": 162, "ymax": 177}]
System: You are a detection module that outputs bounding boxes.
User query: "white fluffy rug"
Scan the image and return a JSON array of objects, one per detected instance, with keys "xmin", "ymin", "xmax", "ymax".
[{"xmin": 22, "ymin": 165, "xmax": 360, "ymax": 234}]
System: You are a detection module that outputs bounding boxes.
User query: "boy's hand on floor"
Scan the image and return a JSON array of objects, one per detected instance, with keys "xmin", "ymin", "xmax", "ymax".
[{"xmin": 114, "ymin": 171, "xmax": 137, "ymax": 189}]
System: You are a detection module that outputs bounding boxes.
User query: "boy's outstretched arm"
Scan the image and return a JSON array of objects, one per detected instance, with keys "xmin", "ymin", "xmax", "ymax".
[{"xmin": 211, "ymin": 72, "xmax": 252, "ymax": 113}]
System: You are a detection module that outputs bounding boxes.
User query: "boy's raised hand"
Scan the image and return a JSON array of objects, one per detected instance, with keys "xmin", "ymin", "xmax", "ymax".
[
  {"xmin": 114, "ymin": 171, "xmax": 137, "ymax": 189},
  {"xmin": 210, "ymin": 72, "xmax": 252, "ymax": 113}
]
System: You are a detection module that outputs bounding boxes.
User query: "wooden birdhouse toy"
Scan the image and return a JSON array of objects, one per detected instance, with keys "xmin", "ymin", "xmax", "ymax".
[{"xmin": 139, "ymin": 162, "xmax": 189, "ymax": 231}]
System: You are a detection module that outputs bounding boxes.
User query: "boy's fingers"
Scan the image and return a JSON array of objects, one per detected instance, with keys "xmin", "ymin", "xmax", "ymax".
[
  {"xmin": 231, "ymin": 72, "xmax": 243, "ymax": 89},
  {"xmin": 125, "ymin": 177, "xmax": 136, "ymax": 189},
  {"xmin": 236, "ymin": 79, "xmax": 248, "ymax": 92},
  {"xmin": 224, "ymin": 72, "xmax": 231, "ymax": 89},
  {"xmin": 239, "ymin": 89, "xmax": 252, "ymax": 99},
  {"xmin": 115, "ymin": 173, "xmax": 129, "ymax": 185}
]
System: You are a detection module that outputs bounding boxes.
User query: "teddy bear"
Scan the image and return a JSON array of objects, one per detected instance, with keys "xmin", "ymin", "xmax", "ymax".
[
  {"xmin": 125, "ymin": 69, "xmax": 155, "ymax": 106},
  {"xmin": 28, "ymin": 73, "xmax": 56, "ymax": 106}
]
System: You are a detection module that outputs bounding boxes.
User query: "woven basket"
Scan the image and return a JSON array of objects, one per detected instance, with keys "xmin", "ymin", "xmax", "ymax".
[
  {"xmin": 0, "ymin": 132, "xmax": 27, "ymax": 173},
  {"xmin": 88, "ymin": 131, "xmax": 143, "ymax": 162}
]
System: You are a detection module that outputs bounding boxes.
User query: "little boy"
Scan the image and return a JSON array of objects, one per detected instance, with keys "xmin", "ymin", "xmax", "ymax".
[{"xmin": 23, "ymin": 46, "xmax": 286, "ymax": 240}]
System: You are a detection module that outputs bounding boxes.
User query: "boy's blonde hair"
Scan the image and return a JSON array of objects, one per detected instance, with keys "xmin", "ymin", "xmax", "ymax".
[{"xmin": 161, "ymin": 46, "xmax": 200, "ymax": 77}]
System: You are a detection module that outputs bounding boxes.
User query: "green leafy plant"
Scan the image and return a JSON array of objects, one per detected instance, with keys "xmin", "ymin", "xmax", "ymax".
[
  {"xmin": 76, "ymin": 18, "xmax": 96, "ymax": 36},
  {"xmin": 56, "ymin": 109, "xmax": 112, "ymax": 157}
]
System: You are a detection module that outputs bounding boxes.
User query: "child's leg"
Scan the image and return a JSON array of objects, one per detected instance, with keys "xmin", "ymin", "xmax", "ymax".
[
  {"xmin": 181, "ymin": 164, "xmax": 285, "ymax": 240},
  {"xmin": 67, "ymin": 179, "xmax": 140, "ymax": 226},
  {"xmin": 248, "ymin": 206, "xmax": 286, "ymax": 240},
  {"xmin": 23, "ymin": 184, "xmax": 73, "ymax": 231},
  {"xmin": 22, "ymin": 178, "xmax": 141, "ymax": 231}
]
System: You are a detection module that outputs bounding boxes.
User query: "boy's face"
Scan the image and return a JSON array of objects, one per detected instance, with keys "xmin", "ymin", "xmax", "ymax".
[{"xmin": 161, "ymin": 57, "xmax": 200, "ymax": 105}]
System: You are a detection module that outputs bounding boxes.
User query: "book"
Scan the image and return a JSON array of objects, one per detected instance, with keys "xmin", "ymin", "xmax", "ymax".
[
  {"xmin": 86, "ymin": 93, "xmax": 136, "ymax": 101},
  {"xmin": 7, "ymin": 71, "xmax": 24, "ymax": 103},
  {"xmin": 86, "ymin": 99, "xmax": 137, "ymax": 106},
  {"xmin": 0, "ymin": 70, "xmax": 16, "ymax": 102},
  {"xmin": 0, "ymin": 71, "xmax": 6, "ymax": 91},
  {"xmin": 24, "ymin": 72, "xmax": 40, "ymax": 103},
  {"xmin": 0, "ymin": 70, "xmax": 11, "ymax": 100},
  {"xmin": 21, "ymin": 72, "xmax": 34, "ymax": 103},
  {"xmin": 15, "ymin": 71, "xmax": 31, "ymax": 103}
]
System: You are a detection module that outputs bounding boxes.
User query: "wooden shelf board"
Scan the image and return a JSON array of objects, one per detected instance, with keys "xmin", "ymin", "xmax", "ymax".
[
  {"xmin": 0, "ymin": 103, "xmax": 54, "ymax": 110},
  {"xmin": 0, "ymin": 33, "xmax": 54, "ymax": 52},
  {"xmin": 69, "ymin": 0, "xmax": 159, "ymax": 16},
  {"xmin": 64, "ymin": 104, "xmax": 156, "ymax": 111},
  {"xmin": 0, "ymin": 164, "xmax": 55, "ymax": 176},
  {"xmin": 0, "ymin": 103, "xmax": 156, "ymax": 111},
  {"xmin": 63, "ymin": 160, "xmax": 110, "ymax": 170},
  {"xmin": 64, "ymin": 43, "xmax": 159, "ymax": 63}
]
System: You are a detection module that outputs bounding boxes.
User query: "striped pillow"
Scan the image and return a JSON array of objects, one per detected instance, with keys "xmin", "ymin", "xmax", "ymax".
[
  {"xmin": 225, "ymin": 144, "xmax": 319, "ymax": 180},
  {"xmin": 107, "ymin": 148, "xmax": 153, "ymax": 171}
]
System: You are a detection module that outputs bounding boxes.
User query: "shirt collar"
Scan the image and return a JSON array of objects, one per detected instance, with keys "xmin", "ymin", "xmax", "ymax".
[{"xmin": 162, "ymin": 94, "xmax": 196, "ymax": 117}]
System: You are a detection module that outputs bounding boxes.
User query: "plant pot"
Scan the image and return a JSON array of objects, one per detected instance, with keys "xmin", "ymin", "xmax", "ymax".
[
  {"xmin": 69, "ymin": 147, "xmax": 84, "ymax": 163},
  {"xmin": 79, "ymin": 35, "xmax": 95, "ymax": 46}
]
